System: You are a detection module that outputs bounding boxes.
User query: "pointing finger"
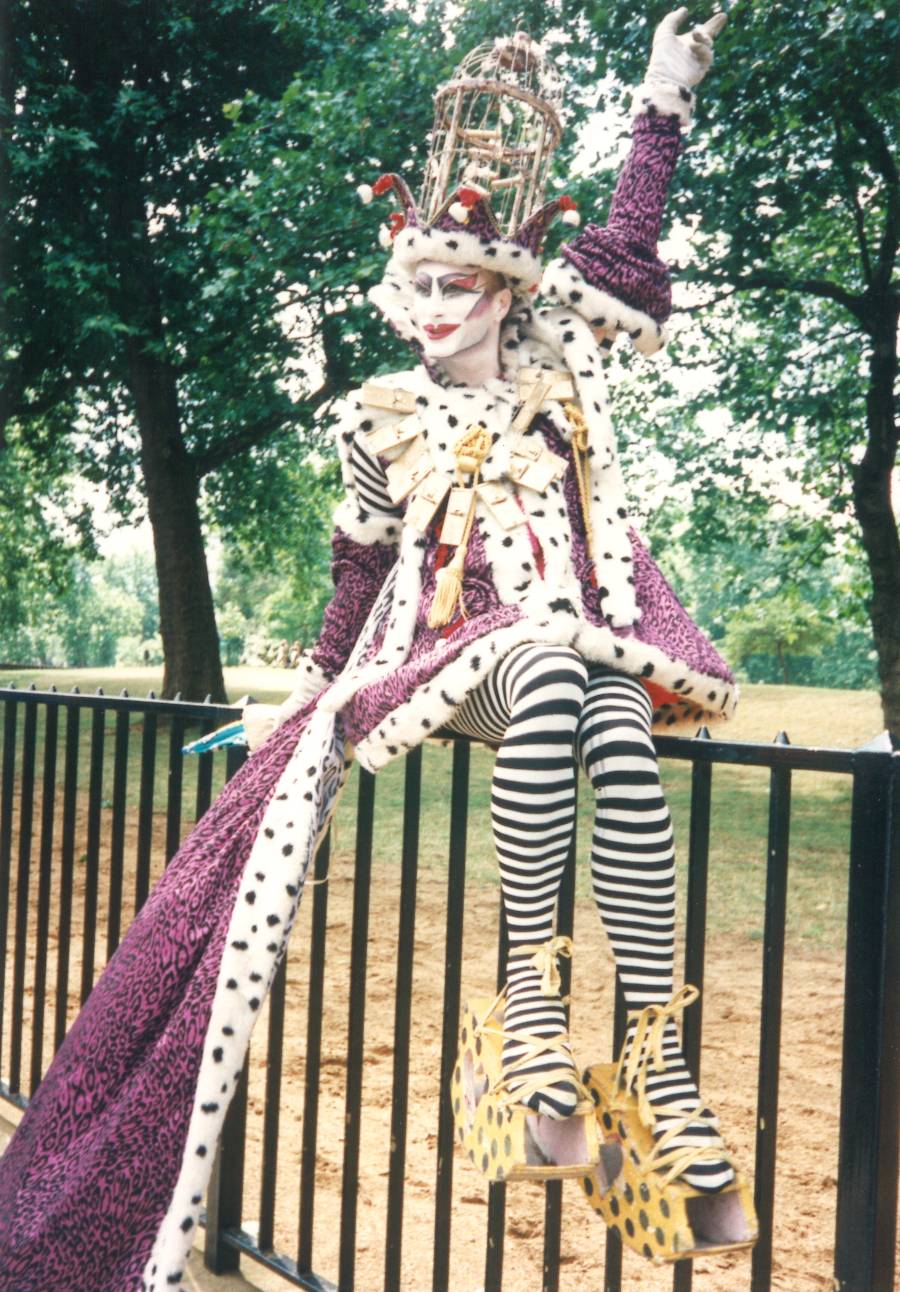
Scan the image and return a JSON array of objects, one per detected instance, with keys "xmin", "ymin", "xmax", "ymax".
[
  {"xmin": 659, "ymin": 7, "xmax": 689, "ymax": 35},
  {"xmin": 700, "ymin": 12, "xmax": 727, "ymax": 39}
]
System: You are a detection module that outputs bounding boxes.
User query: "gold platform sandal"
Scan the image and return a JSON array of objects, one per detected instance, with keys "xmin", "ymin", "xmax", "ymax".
[
  {"xmin": 451, "ymin": 939, "xmax": 620, "ymax": 1185},
  {"xmin": 579, "ymin": 986, "xmax": 758, "ymax": 1263}
]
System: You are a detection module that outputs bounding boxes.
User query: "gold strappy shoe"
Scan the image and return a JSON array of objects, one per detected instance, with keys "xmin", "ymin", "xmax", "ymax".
[
  {"xmin": 451, "ymin": 939, "xmax": 618, "ymax": 1184},
  {"xmin": 580, "ymin": 986, "xmax": 758, "ymax": 1263}
]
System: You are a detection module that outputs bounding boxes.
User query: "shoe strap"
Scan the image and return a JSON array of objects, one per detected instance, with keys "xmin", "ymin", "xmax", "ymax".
[
  {"xmin": 612, "ymin": 985, "xmax": 737, "ymax": 1184},
  {"xmin": 515, "ymin": 935, "xmax": 574, "ymax": 998},
  {"xmin": 476, "ymin": 1010, "xmax": 593, "ymax": 1115}
]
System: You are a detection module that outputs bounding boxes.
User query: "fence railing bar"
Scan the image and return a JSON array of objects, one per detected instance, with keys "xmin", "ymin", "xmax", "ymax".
[
  {"xmin": 54, "ymin": 703, "xmax": 80, "ymax": 1053},
  {"xmin": 195, "ymin": 736, "xmax": 215, "ymax": 821},
  {"xmin": 297, "ymin": 833, "xmax": 331, "ymax": 1274},
  {"xmin": 0, "ymin": 701, "xmax": 17, "ymax": 1074},
  {"xmin": 203, "ymin": 1060, "xmax": 249, "ymax": 1276},
  {"xmin": 432, "ymin": 737, "xmax": 470, "ymax": 1292},
  {"xmin": 165, "ymin": 716, "xmax": 186, "ymax": 863},
  {"xmin": 670, "ymin": 734, "xmax": 713, "ymax": 1292},
  {"xmin": 258, "ymin": 951, "xmax": 288, "ymax": 1252},
  {"xmin": 210, "ymin": 1222, "xmax": 338, "ymax": 1292},
  {"xmin": 541, "ymin": 818, "xmax": 578, "ymax": 1292},
  {"xmin": 135, "ymin": 712, "xmax": 158, "ymax": 915},
  {"xmin": 833, "ymin": 740, "xmax": 900, "ymax": 1292},
  {"xmin": 10, "ymin": 701, "xmax": 37, "ymax": 1094},
  {"xmin": 752, "ymin": 740, "xmax": 792, "ymax": 1292},
  {"xmin": 338, "ymin": 767, "xmax": 376, "ymax": 1292},
  {"xmin": 384, "ymin": 745, "xmax": 423, "ymax": 1292},
  {"xmin": 0, "ymin": 686, "xmax": 240, "ymax": 724},
  {"xmin": 106, "ymin": 708, "xmax": 130, "ymax": 957},
  {"xmin": 484, "ymin": 885, "xmax": 510, "ymax": 1292},
  {"xmin": 80, "ymin": 706, "xmax": 106, "ymax": 1004},
  {"xmin": 30, "ymin": 702, "xmax": 59, "ymax": 1092}
]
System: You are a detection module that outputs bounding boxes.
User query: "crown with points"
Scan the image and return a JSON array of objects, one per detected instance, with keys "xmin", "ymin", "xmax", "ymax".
[{"xmin": 358, "ymin": 33, "xmax": 580, "ymax": 292}]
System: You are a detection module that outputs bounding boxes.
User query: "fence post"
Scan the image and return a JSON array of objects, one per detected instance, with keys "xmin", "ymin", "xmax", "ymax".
[{"xmin": 833, "ymin": 733, "xmax": 899, "ymax": 1292}]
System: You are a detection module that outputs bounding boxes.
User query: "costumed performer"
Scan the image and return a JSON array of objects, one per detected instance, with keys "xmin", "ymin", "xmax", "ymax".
[{"xmin": 0, "ymin": 11, "xmax": 754, "ymax": 1290}]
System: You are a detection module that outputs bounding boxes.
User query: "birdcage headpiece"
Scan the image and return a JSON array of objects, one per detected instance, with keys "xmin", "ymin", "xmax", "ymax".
[{"xmin": 359, "ymin": 33, "xmax": 580, "ymax": 296}]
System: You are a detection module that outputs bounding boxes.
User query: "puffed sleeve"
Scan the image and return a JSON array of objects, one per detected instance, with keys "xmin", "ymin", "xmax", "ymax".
[{"xmin": 541, "ymin": 88, "xmax": 687, "ymax": 356}]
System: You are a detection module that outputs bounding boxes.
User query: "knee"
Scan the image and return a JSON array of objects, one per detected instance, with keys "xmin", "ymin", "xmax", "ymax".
[{"xmin": 506, "ymin": 645, "xmax": 588, "ymax": 724}]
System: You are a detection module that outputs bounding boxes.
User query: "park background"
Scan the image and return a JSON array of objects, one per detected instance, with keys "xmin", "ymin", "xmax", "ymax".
[
  {"xmin": 1, "ymin": 0, "xmax": 897, "ymax": 732},
  {"xmin": 0, "ymin": 3, "xmax": 898, "ymax": 1292}
]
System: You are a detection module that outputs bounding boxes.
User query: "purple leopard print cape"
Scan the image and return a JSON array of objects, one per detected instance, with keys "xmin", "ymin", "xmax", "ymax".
[{"xmin": 0, "ymin": 702, "xmax": 348, "ymax": 1292}]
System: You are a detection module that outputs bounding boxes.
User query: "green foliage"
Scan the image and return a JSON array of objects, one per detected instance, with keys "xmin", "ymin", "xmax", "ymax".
[
  {"xmin": 0, "ymin": 548, "xmax": 160, "ymax": 668},
  {"xmin": 722, "ymin": 588, "xmax": 837, "ymax": 683}
]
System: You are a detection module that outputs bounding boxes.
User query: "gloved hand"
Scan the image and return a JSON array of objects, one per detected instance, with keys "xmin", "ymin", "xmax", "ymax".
[
  {"xmin": 634, "ymin": 8, "xmax": 727, "ymax": 124},
  {"xmin": 646, "ymin": 8, "xmax": 726, "ymax": 90}
]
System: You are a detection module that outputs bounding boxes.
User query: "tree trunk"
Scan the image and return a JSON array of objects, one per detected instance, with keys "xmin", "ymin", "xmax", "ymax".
[
  {"xmin": 127, "ymin": 341, "xmax": 227, "ymax": 703},
  {"xmin": 852, "ymin": 306, "xmax": 900, "ymax": 738},
  {"xmin": 777, "ymin": 643, "xmax": 790, "ymax": 686}
]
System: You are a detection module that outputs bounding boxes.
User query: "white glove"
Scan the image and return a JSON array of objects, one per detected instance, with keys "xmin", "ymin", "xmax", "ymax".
[
  {"xmin": 242, "ymin": 653, "xmax": 331, "ymax": 752},
  {"xmin": 634, "ymin": 8, "xmax": 727, "ymax": 124},
  {"xmin": 648, "ymin": 8, "xmax": 726, "ymax": 88}
]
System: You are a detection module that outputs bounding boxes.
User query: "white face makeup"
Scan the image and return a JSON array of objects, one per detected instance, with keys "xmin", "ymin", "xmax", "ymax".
[{"xmin": 412, "ymin": 260, "xmax": 510, "ymax": 361}]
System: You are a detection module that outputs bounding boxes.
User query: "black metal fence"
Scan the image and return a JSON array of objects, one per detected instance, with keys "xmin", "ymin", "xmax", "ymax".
[{"xmin": 0, "ymin": 684, "xmax": 897, "ymax": 1292}]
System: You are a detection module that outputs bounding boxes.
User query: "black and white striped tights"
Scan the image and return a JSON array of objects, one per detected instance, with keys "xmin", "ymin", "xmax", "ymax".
[{"xmin": 448, "ymin": 642, "xmax": 732, "ymax": 1193}]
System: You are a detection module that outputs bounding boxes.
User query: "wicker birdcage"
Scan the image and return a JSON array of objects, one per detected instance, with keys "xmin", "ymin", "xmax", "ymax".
[{"xmin": 419, "ymin": 32, "xmax": 563, "ymax": 237}]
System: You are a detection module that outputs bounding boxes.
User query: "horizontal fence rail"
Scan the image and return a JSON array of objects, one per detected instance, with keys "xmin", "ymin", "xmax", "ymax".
[{"xmin": 0, "ymin": 685, "xmax": 897, "ymax": 1292}]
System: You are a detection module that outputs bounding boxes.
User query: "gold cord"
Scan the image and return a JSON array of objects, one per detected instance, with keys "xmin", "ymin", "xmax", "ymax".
[
  {"xmin": 563, "ymin": 402, "xmax": 594, "ymax": 559},
  {"xmin": 427, "ymin": 423, "xmax": 491, "ymax": 628}
]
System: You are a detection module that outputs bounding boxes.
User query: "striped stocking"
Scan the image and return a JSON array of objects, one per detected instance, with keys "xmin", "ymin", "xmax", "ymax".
[
  {"xmin": 577, "ymin": 668, "xmax": 733, "ymax": 1192},
  {"xmin": 449, "ymin": 643, "xmax": 586, "ymax": 1119}
]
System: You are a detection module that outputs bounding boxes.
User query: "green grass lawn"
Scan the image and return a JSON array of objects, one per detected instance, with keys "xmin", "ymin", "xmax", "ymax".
[{"xmin": 0, "ymin": 667, "xmax": 886, "ymax": 949}]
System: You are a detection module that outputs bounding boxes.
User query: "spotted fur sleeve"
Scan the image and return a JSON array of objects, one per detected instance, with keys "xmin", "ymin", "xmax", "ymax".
[{"xmin": 541, "ymin": 109, "xmax": 684, "ymax": 356}]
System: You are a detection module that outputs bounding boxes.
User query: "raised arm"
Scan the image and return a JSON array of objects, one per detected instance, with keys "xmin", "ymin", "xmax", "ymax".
[{"xmin": 542, "ymin": 8, "xmax": 726, "ymax": 353}]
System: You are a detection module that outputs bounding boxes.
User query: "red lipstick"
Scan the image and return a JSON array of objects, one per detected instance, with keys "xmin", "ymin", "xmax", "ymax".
[{"xmin": 424, "ymin": 323, "xmax": 459, "ymax": 339}]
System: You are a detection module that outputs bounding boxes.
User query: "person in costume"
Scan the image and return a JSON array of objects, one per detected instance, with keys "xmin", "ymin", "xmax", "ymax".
[{"xmin": 0, "ymin": 12, "xmax": 754, "ymax": 1291}]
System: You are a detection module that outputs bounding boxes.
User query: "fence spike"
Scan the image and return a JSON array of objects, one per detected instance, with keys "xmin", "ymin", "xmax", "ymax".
[
  {"xmin": 120, "ymin": 689, "xmax": 129, "ymax": 698},
  {"xmin": 71, "ymin": 685, "xmax": 80, "ymax": 694},
  {"xmin": 773, "ymin": 730, "xmax": 790, "ymax": 745},
  {"xmin": 6, "ymin": 681, "xmax": 16, "ymax": 689},
  {"xmin": 28, "ymin": 682, "xmax": 37, "ymax": 691},
  {"xmin": 203, "ymin": 694, "xmax": 213, "ymax": 704},
  {"xmin": 49, "ymin": 684, "xmax": 58, "ymax": 693},
  {"xmin": 96, "ymin": 687, "xmax": 104, "ymax": 696},
  {"xmin": 147, "ymin": 690, "xmax": 156, "ymax": 699},
  {"xmin": 696, "ymin": 725, "xmax": 711, "ymax": 740},
  {"xmin": 173, "ymin": 691, "xmax": 182, "ymax": 703},
  {"xmin": 856, "ymin": 730, "xmax": 897, "ymax": 753}
]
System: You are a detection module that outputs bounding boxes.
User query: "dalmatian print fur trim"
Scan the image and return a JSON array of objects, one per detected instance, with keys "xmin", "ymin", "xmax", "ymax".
[
  {"xmin": 540, "ymin": 258, "xmax": 668, "ymax": 355},
  {"xmin": 321, "ymin": 525, "xmax": 423, "ymax": 713},
  {"xmin": 389, "ymin": 224, "xmax": 541, "ymax": 290},
  {"xmin": 141, "ymin": 707, "xmax": 350, "ymax": 1291},
  {"xmin": 353, "ymin": 612, "xmax": 737, "ymax": 774},
  {"xmin": 631, "ymin": 78, "xmax": 694, "ymax": 127}
]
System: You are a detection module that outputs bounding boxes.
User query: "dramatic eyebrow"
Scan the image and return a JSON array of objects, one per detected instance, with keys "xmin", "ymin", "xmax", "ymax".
[
  {"xmin": 438, "ymin": 271, "xmax": 481, "ymax": 289},
  {"xmin": 414, "ymin": 270, "xmax": 433, "ymax": 288}
]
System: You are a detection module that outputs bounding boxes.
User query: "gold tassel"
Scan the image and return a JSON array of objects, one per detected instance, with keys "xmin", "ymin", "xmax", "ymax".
[
  {"xmin": 428, "ymin": 542, "xmax": 469, "ymax": 628},
  {"xmin": 427, "ymin": 422, "xmax": 490, "ymax": 628}
]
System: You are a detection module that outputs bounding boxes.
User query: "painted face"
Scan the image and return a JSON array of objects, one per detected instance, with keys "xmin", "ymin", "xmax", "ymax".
[{"xmin": 411, "ymin": 261, "xmax": 506, "ymax": 359}]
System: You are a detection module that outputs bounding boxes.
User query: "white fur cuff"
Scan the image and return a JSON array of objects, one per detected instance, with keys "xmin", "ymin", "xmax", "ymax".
[
  {"xmin": 631, "ymin": 77, "xmax": 694, "ymax": 127},
  {"xmin": 541, "ymin": 259, "xmax": 668, "ymax": 355}
]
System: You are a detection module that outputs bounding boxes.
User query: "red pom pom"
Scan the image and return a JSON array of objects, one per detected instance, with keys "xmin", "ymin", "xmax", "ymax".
[
  {"xmin": 373, "ymin": 174, "xmax": 395, "ymax": 196},
  {"xmin": 558, "ymin": 195, "xmax": 577, "ymax": 212},
  {"xmin": 388, "ymin": 211, "xmax": 406, "ymax": 238},
  {"xmin": 457, "ymin": 186, "xmax": 483, "ymax": 209}
]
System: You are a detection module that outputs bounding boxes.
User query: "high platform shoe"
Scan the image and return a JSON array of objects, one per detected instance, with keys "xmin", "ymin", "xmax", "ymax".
[{"xmin": 579, "ymin": 986, "xmax": 758, "ymax": 1262}]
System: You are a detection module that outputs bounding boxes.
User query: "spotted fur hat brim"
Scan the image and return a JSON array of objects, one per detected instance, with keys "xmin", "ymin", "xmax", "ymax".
[{"xmin": 389, "ymin": 224, "xmax": 542, "ymax": 290}]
